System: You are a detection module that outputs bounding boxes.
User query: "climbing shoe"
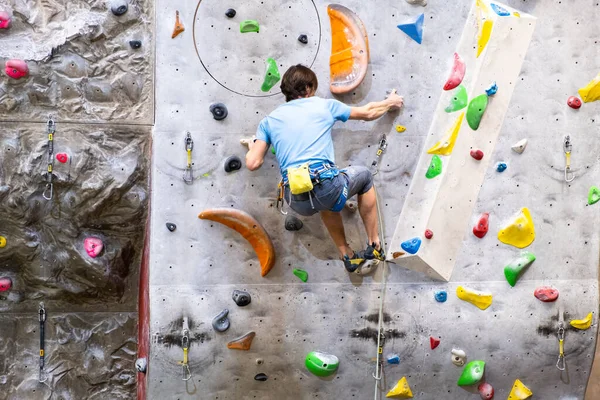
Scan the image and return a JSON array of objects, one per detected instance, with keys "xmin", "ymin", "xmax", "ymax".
[
  {"xmin": 364, "ymin": 242, "xmax": 385, "ymax": 261},
  {"xmin": 343, "ymin": 252, "xmax": 365, "ymax": 273}
]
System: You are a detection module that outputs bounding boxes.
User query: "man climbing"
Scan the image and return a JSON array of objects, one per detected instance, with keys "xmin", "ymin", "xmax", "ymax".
[{"xmin": 244, "ymin": 65, "xmax": 404, "ymax": 272}]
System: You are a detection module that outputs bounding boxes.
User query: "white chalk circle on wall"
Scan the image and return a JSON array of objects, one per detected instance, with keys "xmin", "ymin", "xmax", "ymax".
[{"xmin": 193, "ymin": 0, "xmax": 322, "ymax": 97}]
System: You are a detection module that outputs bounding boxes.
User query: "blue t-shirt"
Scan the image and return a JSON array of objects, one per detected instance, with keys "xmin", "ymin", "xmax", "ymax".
[{"xmin": 255, "ymin": 97, "xmax": 352, "ymax": 172}]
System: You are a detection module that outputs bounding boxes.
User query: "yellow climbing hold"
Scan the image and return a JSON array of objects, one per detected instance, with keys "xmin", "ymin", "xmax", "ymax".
[
  {"xmin": 570, "ymin": 312, "xmax": 593, "ymax": 330},
  {"xmin": 475, "ymin": 0, "xmax": 490, "ymax": 14},
  {"xmin": 513, "ymin": 11, "xmax": 521, "ymax": 17},
  {"xmin": 477, "ymin": 20, "xmax": 493, "ymax": 57},
  {"xmin": 386, "ymin": 377, "xmax": 413, "ymax": 398},
  {"xmin": 0, "ymin": 236, "xmax": 5, "ymax": 248},
  {"xmin": 456, "ymin": 286, "xmax": 492, "ymax": 310},
  {"xmin": 497, "ymin": 207, "xmax": 535, "ymax": 249},
  {"xmin": 427, "ymin": 113, "xmax": 464, "ymax": 156},
  {"xmin": 578, "ymin": 73, "xmax": 600, "ymax": 103},
  {"xmin": 396, "ymin": 125, "xmax": 407, "ymax": 133},
  {"xmin": 508, "ymin": 379, "xmax": 532, "ymax": 399}
]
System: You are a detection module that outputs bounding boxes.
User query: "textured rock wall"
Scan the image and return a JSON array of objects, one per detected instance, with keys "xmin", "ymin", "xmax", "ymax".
[{"xmin": 0, "ymin": 0, "xmax": 153, "ymax": 398}]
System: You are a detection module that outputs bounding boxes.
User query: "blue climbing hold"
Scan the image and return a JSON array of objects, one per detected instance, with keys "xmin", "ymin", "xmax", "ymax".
[
  {"xmin": 387, "ymin": 354, "xmax": 400, "ymax": 364},
  {"xmin": 397, "ymin": 13, "xmax": 424, "ymax": 45},
  {"xmin": 401, "ymin": 237, "xmax": 422, "ymax": 254},
  {"xmin": 434, "ymin": 290, "xmax": 447, "ymax": 303},
  {"xmin": 491, "ymin": 3, "xmax": 511, "ymax": 16},
  {"xmin": 485, "ymin": 81, "xmax": 498, "ymax": 96},
  {"xmin": 497, "ymin": 162, "xmax": 507, "ymax": 173}
]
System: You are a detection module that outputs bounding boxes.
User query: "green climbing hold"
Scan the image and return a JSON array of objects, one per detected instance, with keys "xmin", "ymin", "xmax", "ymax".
[
  {"xmin": 504, "ymin": 251, "xmax": 536, "ymax": 287},
  {"xmin": 240, "ymin": 20, "xmax": 260, "ymax": 33},
  {"xmin": 466, "ymin": 94, "xmax": 489, "ymax": 130},
  {"xmin": 293, "ymin": 268, "xmax": 308, "ymax": 282},
  {"xmin": 445, "ymin": 85, "xmax": 468, "ymax": 113},
  {"xmin": 261, "ymin": 58, "xmax": 281, "ymax": 92},
  {"xmin": 588, "ymin": 186, "xmax": 600, "ymax": 205},
  {"xmin": 305, "ymin": 351, "xmax": 339, "ymax": 377},
  {"xmin": 425, "ymin": 155, "xmax": 442, "ymax": 179},
  {"xmin": 457, "ymin": 360, "xmax": 485, "ymax": 386},
  {"xmin": 271, "ymin": 146, "xmax": 276, "ymax": 155}
]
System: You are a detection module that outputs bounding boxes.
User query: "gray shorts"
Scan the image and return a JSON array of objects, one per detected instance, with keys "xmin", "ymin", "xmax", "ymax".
[{"xmin": 285, "ymin": 166, "xmax": 374, "ymax": 216}]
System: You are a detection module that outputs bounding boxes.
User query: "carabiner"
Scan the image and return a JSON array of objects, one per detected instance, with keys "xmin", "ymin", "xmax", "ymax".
[
  {"xmin": 42, "ymin": 183, "xmax": 53, "ymax": 200},
  {"xmin": 556, "ymin": 324, "xmax": 565, "ymax": 371},
  {"xmin": 180, "ymin": 329, "xmax": 192, "ymax": 381},
  {"xmin": 564, "ymin": 135, "xmax": 574, "ymax": 183},
  {"xmin": 276, "ymin": 182, "xmax": 288, "ymax": 215}
]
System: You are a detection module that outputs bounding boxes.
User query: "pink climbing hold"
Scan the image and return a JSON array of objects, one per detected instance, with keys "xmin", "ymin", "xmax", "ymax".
[
  {"xmin": 5, "ymin": 59, "xmax": 28, "ymax": 79},
  {"xmin": 534, "ymin": 286, "xmax": 559, "ymax": 302},
  {"xmin": 84, "ymin": 237, "xmax": 104, "ymax": 258},
  {"xmin": 478, "ymin": 382, "xmax": 494, "ymax": 399},
  {"xmin": 424, "ymin": 229, "xmax": 433, "ymax": 239},
  {"xmin": 473, "ymin": 213, "xmax": 489, "ymax": 238},
  {"xmin": 430, "ymin": 336, "xmax": 440, "ymax": 350},
  {"xmin": 443, "ymin": 53, "xmax": 466, "ymax": 91},
  {"xmin": 0, "ymin": 11, "xmax": 11, "ymax": 29},
  {"xmin": 56, "ymin": 153, "xmax": 69, "ymax": 164},
  {"xmin": 470, "ymin": 149, "xmax": 484, "ymax": 160},
  {"xmin": 0, "ymin": 277, "xmax": 12, "ymax": 292},
  {"xmin": 567, "ymin": 96, "xmax": 582, "ymax": 109}
]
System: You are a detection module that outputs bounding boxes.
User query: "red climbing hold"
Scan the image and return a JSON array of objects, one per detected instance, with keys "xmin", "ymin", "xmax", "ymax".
[
  {"xmin": 0, "ymin": 277, "xmax": 12, "ymax": 292},
  {"xmin": 424, "ymin": 229, "xmax": 433, "ymax": 239},
  {"xmin": 567, "ymin": 96, "xmax": 582, "ymax": 109},
  {"xmin": 56, "ymin": 153, "xmax": 69, "ymax": 164},
  {"xmin": 473, "ymin": 213, "xmax": 489, "ymax": 238},
  {"xmin": 5, "ymin": 59, "xmax": 28, "ymax": 79},
  {"xmin": 470, "ymin": 149, "xmax": 484, "ymax": 160},
  {"xmin": 84, "ymin": 237, "xmax": 104, "ymax": 258},
  {"xmin": 534, "ymin": 286, "xmax": 559, "ymax": 302},
  {"xmin": 430, "ymin": 336, "xmax": 440, "ymax": 350},
  {"xmin": 0, "ymin": 11, "xmax": 11, "ymax": 29},
  {"xmin": 443, "ymin": 52, "xmax": 466, "ymax": 91},
  {"xmin": 478, "ymin": 382, "xmax": 494, "ymax": 399}
]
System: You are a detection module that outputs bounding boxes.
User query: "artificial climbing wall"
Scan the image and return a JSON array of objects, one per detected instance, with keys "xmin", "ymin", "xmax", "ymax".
[
  {"xmin": 147, "ymin": 0, "xmax": 600, "ymax": 399},
  {"xmin": 0, "ymin": 0, "xmax": 153, "ymax": 398}
]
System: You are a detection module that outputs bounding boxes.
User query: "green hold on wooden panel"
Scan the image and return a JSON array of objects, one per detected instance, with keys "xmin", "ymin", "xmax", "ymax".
[
  {"xmin": 457, "ymin": 360, "xmax": 485, "ymax": 386},
  {"xmin": 293, "ymin": 268, "xmax": 308, "ymax": 282},
  {"xmin": 425, "ymin": 155, "xmax": 442, "ymax": 179},
  {"xmin": 466, "ymin": 94, "xmax": 489, "ymax": 130},
  {"xmin": 445, "ymin": 85, "xmax": 468, "ymax": 113},
  {"xmin": 588, "ymin": 186, "xmax": 600, "ymax": 205},
  {"xmin": 504, "ymin": 251, "xmax": 536, "ymax": 287},
  {"xmin": 261, "ymin": 58, "xmax": 281, "ymax": 92},
  {"xmin": 240, "ymin": 20, "xmax": 260, "ymax": 33}
]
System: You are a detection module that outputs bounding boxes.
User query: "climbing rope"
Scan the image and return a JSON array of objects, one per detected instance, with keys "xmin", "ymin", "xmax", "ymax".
[
  {"xmin": 42, "ymin": 116, "xmax": 55, "ymax": 200},
  {"xmin": 183, "ymin": 132, "xmax": 194, "ymax": 185}
]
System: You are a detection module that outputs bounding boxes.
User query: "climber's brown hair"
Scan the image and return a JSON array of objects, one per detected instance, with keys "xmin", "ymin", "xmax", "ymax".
[{"xmin": 280, "ymin": 65, "xmax": 318, "ymax": 102}]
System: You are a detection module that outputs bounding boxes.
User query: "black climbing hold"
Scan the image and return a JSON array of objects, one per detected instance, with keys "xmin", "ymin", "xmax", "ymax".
[
  {"xmin": 111, "ymin": 0, "xmax": 128, "ymax": 16},
  {"xmin": 225, "ymin": 155, "xmax": 242, "ymax": 173},
  {"xmin": 166, "ymin": 223, "xmax": 177, "ymax": 232},
  {"xmin": 298, "ymin": 34, "xmax": 308, "ymax": 44},
  {"xmin": 225, "ymin": 8, "xmax": 236, "ymax": 18},
  {"xmin": 254, "ymin": 373, "xmax": 268, "ymax": 382},
  {"xmin": 209, "ymin": 103, "xmax": 228, "ymax": 121},
  {"xmin": 285, "ymin": 215, "xmax": 303, "ymax": 231},
  {"xmin": 129, "ymin": 40, "xmax": 142, "ymax": 49},
  {"xmin": 232, "ymin": 289, "xmax": 251, "ymax": 307},
  {"xmin": 212, "ymin": 309, "xmax": 230, "ymax": 332}
]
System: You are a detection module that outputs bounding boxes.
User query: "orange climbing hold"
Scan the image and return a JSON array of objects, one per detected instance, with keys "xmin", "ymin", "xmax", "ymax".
[
  {"xmin": 327, "ymin": 4, "xmax": 369, "ymax": 94},
  {"xmin": 227, "ymin": 331, "xmax": 256, "ymax": 350},
  {"xmin": 199, "ymin": 208, "xmax": 275, "ymax": 277},
  {"xmin": 172, "ymin": 11, "xmax": 185, "ymax": 39}
]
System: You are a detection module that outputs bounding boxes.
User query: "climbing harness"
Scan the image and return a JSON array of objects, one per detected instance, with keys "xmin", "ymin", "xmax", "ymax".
[
  {"xmin": 42, "ymin": 116, "xmax": 55, "ymax": 200},
  {"xmin": 563, "ymin": 135, "xmax": 574, "ymax": 182},
  {"xmin": 556, "ymin": 308, "xmax": 566, "ymax": 371},
  {"xmin": 179, "ymin": 318, "xmax": 192, "ymax": 381},
  {"xmin": 39, "ymin": 302, "xmax": 47, "ymax": 383},
  {"xmin": 183, "ymin": 132, "xmax": 194, "ymax": 184},
  {"xmin": 371, "ymin": 135, "xmax": 388, "ymax": 176}
]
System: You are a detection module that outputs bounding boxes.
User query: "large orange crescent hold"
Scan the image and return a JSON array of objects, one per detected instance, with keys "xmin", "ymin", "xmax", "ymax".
[
  {"xmin": 327, "ymin": 4, "xmax": 369, "ymax": 94},
  {"xmin": 199, "ymin": 208, "xmax": 276, "ymax": 277}
]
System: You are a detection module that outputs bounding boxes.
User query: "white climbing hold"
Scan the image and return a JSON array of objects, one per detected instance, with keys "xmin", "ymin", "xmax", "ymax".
[
  {"xmin": 511, "ymin": 139, "xmax": 528, "ymax": 154},
  {"xmin": 405, "ymin": 0, "xmax": 427, "ymax": 5},
  {"xmin": 451, "ymin": 349, "xmax": 467, "ymax": 366}
]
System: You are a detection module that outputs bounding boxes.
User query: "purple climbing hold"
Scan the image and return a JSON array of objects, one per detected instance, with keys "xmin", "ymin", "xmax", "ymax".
[{"xmin": 401, "ymin": 237, "xmax": 421, "ymax": 254}]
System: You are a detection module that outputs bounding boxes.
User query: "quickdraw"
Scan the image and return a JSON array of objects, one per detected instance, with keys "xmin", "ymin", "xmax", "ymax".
[
  {"xmin": 556, "ymin": 308, "xmax": 565, "ymax": 371},
  {"xmin": 276, "ymin": 181, "xmax": 288, "ymax": 215},
  {"xmin": 39, "ymin": 302, "xmax": 47, "ymax": 383},
  {"xmin": 183, "ymin": 132, "xmax": 194, "ymax": 184},
  {"xmin": 371, "ymin": 134, "xmax": 388, "ymax": 176},
  {"xmin": 564, "ymin": 135, "xmax": 574, "ymax": 182},
  {"xmin": 179, "ymin": 317, "xmax": 192, "ymax": 381},
  {"xmin": 42, "ymin": 116, "xmax": 55, "ymax": 200}
]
